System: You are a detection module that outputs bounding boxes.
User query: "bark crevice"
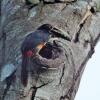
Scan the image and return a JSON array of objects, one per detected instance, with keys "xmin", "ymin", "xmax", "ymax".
[{"xmin": 0, "ymin": 0, "xmax": 100, "ymax": 100}]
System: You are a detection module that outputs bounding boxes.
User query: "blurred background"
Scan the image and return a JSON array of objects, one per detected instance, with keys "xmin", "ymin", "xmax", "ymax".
[{"xmin": 75, "ymin": 41, "xmax": 100, "ymax": 100}]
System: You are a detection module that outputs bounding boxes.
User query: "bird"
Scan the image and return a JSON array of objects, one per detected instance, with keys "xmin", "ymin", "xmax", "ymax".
[{"xmin": 21, "ymin": 24, "xmax": 71, "ymax": 87}]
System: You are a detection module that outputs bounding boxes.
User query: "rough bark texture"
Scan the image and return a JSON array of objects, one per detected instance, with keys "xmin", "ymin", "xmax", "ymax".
[{"xmin": 0, "ymin": 0, "xmax": 100, "ymax": 100}]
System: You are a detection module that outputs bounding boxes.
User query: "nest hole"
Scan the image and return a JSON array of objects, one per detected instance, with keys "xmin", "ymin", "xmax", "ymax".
[{"xmin": 39, "ymin": 43, "xmax": 62, "ymax": 59}]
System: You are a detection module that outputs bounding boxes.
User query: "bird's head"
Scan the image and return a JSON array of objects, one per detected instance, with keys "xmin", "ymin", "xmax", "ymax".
[{"xmin": 37, "ymin": 24, "xmax": 53, "ymax": 32}]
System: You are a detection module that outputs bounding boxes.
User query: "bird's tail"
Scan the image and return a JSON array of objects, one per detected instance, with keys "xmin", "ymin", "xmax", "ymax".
[{"xmin": 21, "ymin": 56, "xmax": 29, "ymax": 87}]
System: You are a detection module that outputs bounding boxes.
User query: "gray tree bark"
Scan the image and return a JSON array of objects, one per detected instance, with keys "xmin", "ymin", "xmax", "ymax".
[{"xmin": 0, "ymin": 0, "xmax": 100, "ymax": 100}]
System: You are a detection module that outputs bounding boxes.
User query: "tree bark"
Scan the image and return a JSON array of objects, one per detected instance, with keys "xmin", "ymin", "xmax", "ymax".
[{"xmin": 0, "ymin": 0, "xmax": 100, "ymax": 100}]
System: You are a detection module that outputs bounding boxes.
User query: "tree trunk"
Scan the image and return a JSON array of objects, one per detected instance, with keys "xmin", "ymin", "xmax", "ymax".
[{"xmin": 0, "ymin": 0, "xmax": 100, "ymax": 100}]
